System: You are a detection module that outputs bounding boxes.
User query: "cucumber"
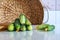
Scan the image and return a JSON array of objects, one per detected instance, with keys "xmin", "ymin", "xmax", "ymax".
[
  {"xmin": 19, "ymin": 14, "xmax": 26, "ymax": 24},
  {"xmin": 47, "ymin": 25, "xmax": 55, "ymax": 31},
  {"xmin": 36, "ymin": 24, "xmax": 55, "ymax": 31},
  {"xmin": 21, "ymin": 25, "xmax": 26, "ymax": 31},
  {"xmin": 25, "ymin": 19, "xmax": 31, "ymax": 25},
  {"xmin": 36, "ymin": 24, "xmax": 49, "ymax": 30},
  {"xmin": 8, "ymin": 23, "xmax": 14, "ymax": 31},
  {"xmin": 14, "ymin": 18, "xmax": 20, "ymax": 31},
  {"xmin": 26, "ymin": 25, "xmax": 32, "ymax": 31}
]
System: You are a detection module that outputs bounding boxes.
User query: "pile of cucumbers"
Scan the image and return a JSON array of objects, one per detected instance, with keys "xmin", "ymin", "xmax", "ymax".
[
  {"xmin": 36, "ymin": 24, "xmax": 55, "ymax": 31},
  {"xmin": 8, "ymin": 14, "xmax": 32, "ymax": 32}
]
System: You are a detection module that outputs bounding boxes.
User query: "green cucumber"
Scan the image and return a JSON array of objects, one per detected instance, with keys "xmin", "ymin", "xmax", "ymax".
[
  {"xmin": 36, "ymin": 24, "xmax": 55, "ymax": 31},
  {"xmin": 47, "ymin": 25, "xmax": 55, "ymax": 31},
  {"xmin": 25, "ymin": 19, "xmax": 31, "ymax": 25},
  {"xmin": 14, "ymin": 18, "xmax": 20, "ymax": 30},
  {"xmin": 26, "ymin": 25, "xmax": 32, "ymax": 31},
  {"xmin": 19, "ymin": 14, "xmax": 26, "ymax": 24},
  {"xmin": 36, "ymin": 24, "xmax": 49, "ymax": 30},
  {"xmin": 8, "ymin": 23, "xmax": 14, "ymax": 31},
  {"xmin": 21, "ymin": 25, "xmax": 26, "ymax": 31}
]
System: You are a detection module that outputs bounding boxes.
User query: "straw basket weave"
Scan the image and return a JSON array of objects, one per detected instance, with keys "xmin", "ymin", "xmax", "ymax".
[{"xmin": 0, "ymin": 0, "xmax": 44, "ymax": 31}]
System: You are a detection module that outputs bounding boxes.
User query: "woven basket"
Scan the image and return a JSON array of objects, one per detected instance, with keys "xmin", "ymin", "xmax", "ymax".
[{"xmin": 0, "ymin": 0, "xmax": 44, "ymax": 30}]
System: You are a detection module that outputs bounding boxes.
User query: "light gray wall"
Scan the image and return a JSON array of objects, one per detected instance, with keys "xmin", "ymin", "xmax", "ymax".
[{"xmin": 40, "ymin": 0, "xmax": 55, "ymax": 11}]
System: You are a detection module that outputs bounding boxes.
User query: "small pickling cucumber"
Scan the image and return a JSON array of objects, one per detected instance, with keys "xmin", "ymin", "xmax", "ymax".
[
  {"xmin": 14, "ymin": 18, "xmax": 20, "ymax": 31},
  {"xmin": 19, "ymin": 14, "xmax": 26, "ymax": 24},
  {"xmin": 36, "ymin": 24, "xmax": 49, "ymax": 30},
  {"xmin": 20, "ymin": 25, "xmax": 26, "ymax": 31},
  {"xmin": 47, "ymin": 25, "xmax": 55, "ymax": 31},
  {"xmin": 25, "ymin": 19, "xmax": 31, "ymax": 25},
  {"xmin": 36, "ymin": 24, "xmax": 55, "ymax": 31},
  {"xmin": 26, "ymin": 25, "xmax": 32, "ymax": 31},
  {"xmin": 8, "ymin": 23, "xmax": 14, "ymax": 31}
]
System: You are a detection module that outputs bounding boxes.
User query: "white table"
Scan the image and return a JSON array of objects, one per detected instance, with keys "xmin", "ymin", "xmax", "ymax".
[{"xmin": 0, "ymin": 25, "xmax": 59, "ymax": 40}]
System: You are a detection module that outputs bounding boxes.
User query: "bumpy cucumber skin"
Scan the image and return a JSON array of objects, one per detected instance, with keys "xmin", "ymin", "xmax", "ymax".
[
  {"xmin": 19, "ymin": 14, "xmax": 26, "ymax": 24},
  {"xmin": 8, "ymin": 23, "xmax": 14, "ymax": 31}
]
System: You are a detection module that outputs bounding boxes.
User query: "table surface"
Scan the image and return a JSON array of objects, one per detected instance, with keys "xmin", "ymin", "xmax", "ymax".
[{"xmin": 0, "ymin": 25, "xmax": 59, "ymax": 40}]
